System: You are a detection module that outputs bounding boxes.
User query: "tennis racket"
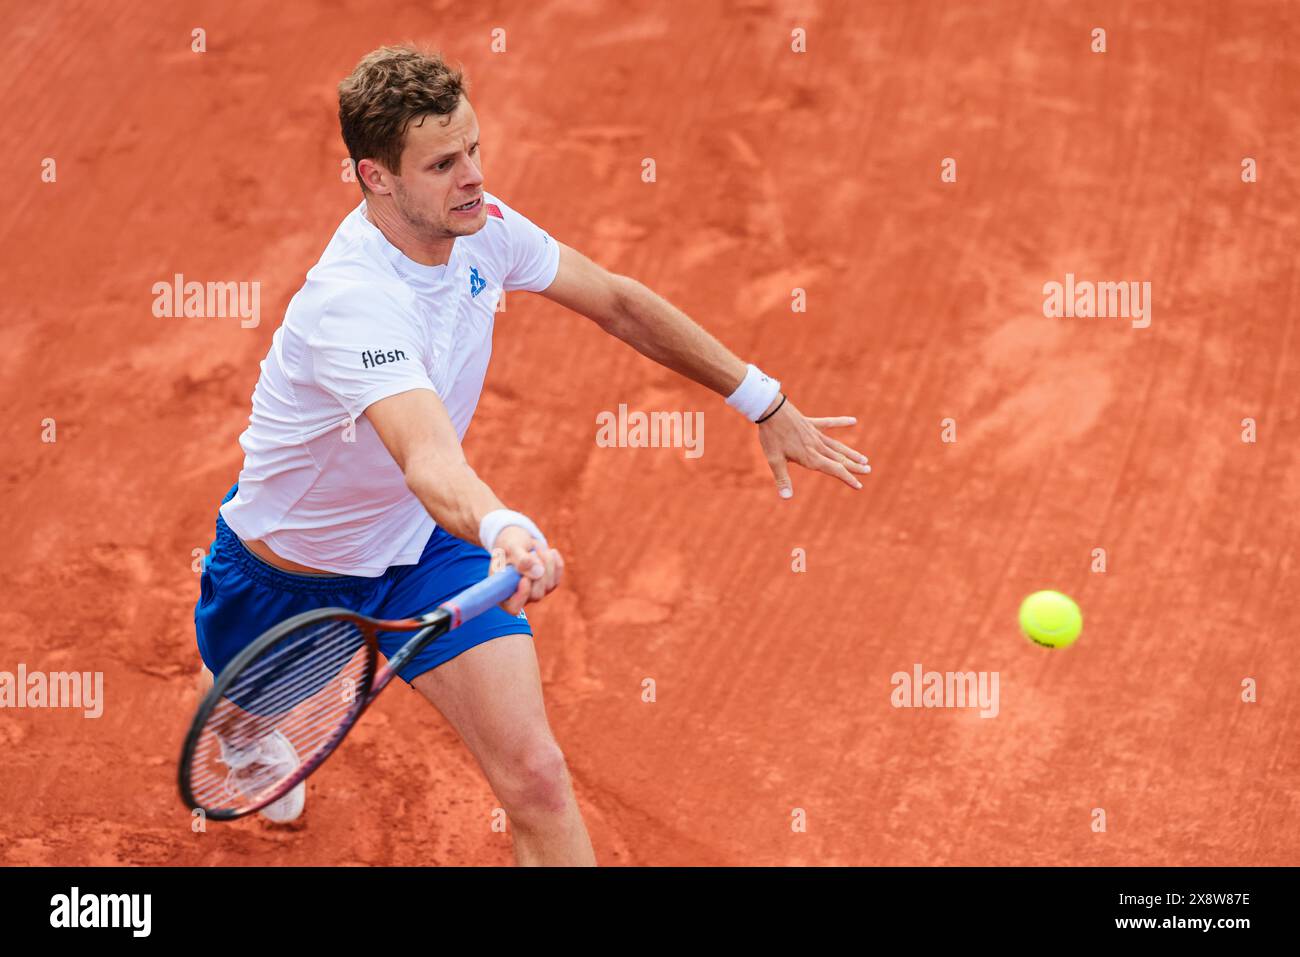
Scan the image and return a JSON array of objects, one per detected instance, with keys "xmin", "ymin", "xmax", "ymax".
[{"xmin": 178, "ymin": 566, "xmax": 522, "ymax": 820}]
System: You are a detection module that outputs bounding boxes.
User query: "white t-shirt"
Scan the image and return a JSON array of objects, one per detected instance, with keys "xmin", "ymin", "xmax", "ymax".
[{"xmin": 219, "ymin": 192, "xmax": 560, "ymax": 576}]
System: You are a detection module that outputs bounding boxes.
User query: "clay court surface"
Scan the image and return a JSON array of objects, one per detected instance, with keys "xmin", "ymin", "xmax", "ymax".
[{"xmin": 1, "ymin": 1, "xmax": 1296, "ymax": 865}]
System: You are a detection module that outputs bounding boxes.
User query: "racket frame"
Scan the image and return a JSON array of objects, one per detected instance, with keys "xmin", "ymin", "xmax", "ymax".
[
  {"xmin": 177, "ymin": 564, "xmax": 521, "ymax": 820},
  {"xmin": 178, "ymin": 607, "xmax": 451, "ymax": 820}
]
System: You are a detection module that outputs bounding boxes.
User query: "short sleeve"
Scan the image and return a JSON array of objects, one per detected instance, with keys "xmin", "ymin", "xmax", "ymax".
[
  {"xmin": 307, "ymin": 287, "xmax": 437, "ymax": 420},
  {"xmin": 496, "ymin": 197, "xmax": 561, "ymax": 293}
]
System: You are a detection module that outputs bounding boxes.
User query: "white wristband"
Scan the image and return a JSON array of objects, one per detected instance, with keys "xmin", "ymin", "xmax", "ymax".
[
  {"xmin": 479, "ymin": 509, "xmax": 549, "ymax": 554},
  {"xmin": 725, "ymin": 363, "xmax": 781, "ymax": 422}
]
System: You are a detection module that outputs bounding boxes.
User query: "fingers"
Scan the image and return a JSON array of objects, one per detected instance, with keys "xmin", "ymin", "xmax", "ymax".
[
  {"xmin": 814, "ymin": 453, "xmax": 863, "ymax": 490},
  {"xmin": 807, "ymin": 415, "xmax": 870, "ymax": 479},
  {"xmin": 491, "ymin": 547, "xmax": 527, "ymax": 615},
  {"xmin": 527, "ymin": 546, "xmax": 563, "ymax": 601},
  {"xmin": 498, "ymin": 538, "xmax": 545, "ymax": 582},
  {"xmin": 491, "ymin": 536, "xmax": 564, "ymax": 613},
  {"xmin": 806, "ymin": 416, "xmax": 857, "ymax": 429},
  {"xmin": 821, "ymin": 436, "xmax": 871, "ymax": 473},
  {"xmin": 768, "ymin": 455, "xmax": 794, "ymax": 500},
  {"xmin": 502, "ymin": 575, "xmax": 531, "ymax": 617}
]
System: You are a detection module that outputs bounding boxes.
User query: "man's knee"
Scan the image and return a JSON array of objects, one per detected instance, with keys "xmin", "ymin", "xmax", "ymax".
[{"xmin": 490, "ymin": 736, "xmax": 572, "ymax": 819}]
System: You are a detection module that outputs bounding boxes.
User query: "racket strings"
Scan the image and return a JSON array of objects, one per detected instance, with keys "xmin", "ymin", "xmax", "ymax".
[{"xmin": 185, "ymin": 616, "xmax": 374, "ymax": 815}]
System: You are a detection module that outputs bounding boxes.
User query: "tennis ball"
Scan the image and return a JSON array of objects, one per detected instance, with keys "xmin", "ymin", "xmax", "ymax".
[{"xmin": 1019, "ymin": 590, "xmax": 1082, "ymax": 648}]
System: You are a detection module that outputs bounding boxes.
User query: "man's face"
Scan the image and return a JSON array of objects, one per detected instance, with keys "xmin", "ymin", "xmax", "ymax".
[{"xmin": 387, "ymin": 97, "xmax": 486, "ymax": 238}]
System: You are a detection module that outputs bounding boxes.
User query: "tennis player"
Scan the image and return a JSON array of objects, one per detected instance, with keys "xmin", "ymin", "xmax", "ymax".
[{"xmin": 194, "ymin": 45, "xmax": 869, "ymax": 865}]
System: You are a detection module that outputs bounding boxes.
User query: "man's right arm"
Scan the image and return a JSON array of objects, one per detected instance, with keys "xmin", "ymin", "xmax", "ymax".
[{"xmin": 364, "ymin": 388, "xmax": 561, "ymax": 612}]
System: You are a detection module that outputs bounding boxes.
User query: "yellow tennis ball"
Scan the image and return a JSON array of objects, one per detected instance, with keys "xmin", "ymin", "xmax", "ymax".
[{"xmin": 1019, "ymin": 590, "xmax": 1083, "ymax": 648}]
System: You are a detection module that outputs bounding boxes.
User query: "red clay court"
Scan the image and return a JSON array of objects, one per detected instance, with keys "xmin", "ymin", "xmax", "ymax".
[{"xmin": 0, "ymin": 1, "xmax": 1296, "ymax": 865}]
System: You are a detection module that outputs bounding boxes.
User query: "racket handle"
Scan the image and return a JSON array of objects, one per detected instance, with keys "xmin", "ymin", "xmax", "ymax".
[{"xmin": 441, "ymin": 567, "xmax": 523, "ymax": 627}]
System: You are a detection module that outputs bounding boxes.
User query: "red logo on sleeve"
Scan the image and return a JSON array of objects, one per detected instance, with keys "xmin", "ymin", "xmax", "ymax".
[{"xmin": 485, "ymin": 203, "xmax": 503, "ymax": 219}]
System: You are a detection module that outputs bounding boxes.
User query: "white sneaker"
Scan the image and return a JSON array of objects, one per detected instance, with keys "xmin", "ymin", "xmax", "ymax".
[{"xmin": 220, "ymin": 730, "xmax": 307, "ymax": 823}]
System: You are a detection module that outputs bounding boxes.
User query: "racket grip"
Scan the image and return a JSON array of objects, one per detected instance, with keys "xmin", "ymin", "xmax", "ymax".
[{"xmin": 441, "ymin": 567, "xmax": 523, "ymax": 627}]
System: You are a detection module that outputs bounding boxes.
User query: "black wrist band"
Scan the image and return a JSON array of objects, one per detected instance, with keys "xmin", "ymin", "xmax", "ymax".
[{"xmin": 755, "ymin": 393, "xmax": 786, "ymax": 424}]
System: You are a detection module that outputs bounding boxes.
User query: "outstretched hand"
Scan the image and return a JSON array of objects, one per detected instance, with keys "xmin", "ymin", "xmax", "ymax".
[{"xmin": 757, "ymin": 397, "xmax": 870, "ymax": 499}]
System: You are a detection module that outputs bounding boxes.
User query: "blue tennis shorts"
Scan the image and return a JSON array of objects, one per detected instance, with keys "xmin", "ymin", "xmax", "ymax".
[{"xmin": 194, "ymin": 484, "xmax": 531, "ymax": 685}]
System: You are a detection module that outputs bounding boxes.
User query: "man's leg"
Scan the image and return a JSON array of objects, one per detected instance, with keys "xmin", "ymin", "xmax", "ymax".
[{"xmin": 410, "ymin": 634, "xmax": 595, "ymax": 866}]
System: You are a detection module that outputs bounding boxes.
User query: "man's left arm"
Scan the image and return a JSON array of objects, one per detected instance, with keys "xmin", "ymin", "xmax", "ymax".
[{"xmin": 540, "ymin": 242, "xmax": 870, "ymax": 499}]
